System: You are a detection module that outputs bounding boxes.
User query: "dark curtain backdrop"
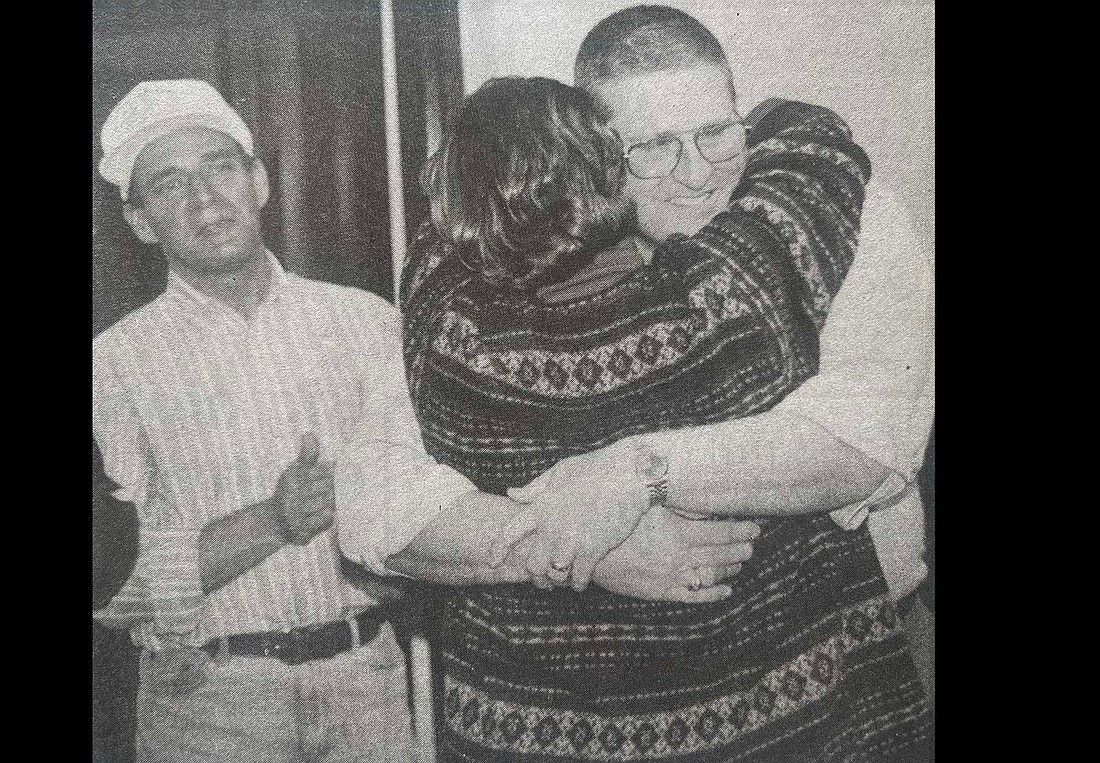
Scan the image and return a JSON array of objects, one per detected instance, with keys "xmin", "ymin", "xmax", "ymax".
[{"xmin": 92, "ymin": 3, "xmax": 462, "ymax": 760}]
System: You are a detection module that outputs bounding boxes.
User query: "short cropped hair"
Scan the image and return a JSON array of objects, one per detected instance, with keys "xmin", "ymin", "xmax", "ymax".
[
  {"xmin": 574, "ymin": 4, "xmax": 735, "ymax": 106},
  {"xmin": 421, "ymin": 77, "xmax": 631, "ymax": 289}
]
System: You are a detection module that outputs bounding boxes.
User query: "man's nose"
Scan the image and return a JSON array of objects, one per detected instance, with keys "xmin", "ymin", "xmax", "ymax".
[
  {"xmin": 186, "ymin": 173, "xmax": 220, "ymax": 209},
  {"xmin": 671, "ymin": 140, "xmax": 714, "ymax": 191}
]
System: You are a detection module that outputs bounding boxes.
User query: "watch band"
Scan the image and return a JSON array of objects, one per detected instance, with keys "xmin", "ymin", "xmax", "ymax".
[
  {"xmin": 634, "ymin": 445, "xmax": 669, "ymax": 507},
  {"xmin": 648, "ymin": 475, "xmax": 669, "ymax": 506}
]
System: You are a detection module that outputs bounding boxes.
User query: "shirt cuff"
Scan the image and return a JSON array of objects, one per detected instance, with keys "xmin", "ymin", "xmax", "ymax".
[
  {"xmin": 138, "ymin": 527, "xmax": 207, "ymax": 636},
  {"xmin": 829, "ymin": 471, "xmax": 911, "ymax": 530},
  {"xmin": 336, "ymin": 441, "xmax": 476, "ymax": 576},
  {"xmin": 779, "ymin": 382, "xmax": 932, "ymax": 481},
  {"xmin": 93, "ymin": 573, "xmax": 154, "ymax": 628}
]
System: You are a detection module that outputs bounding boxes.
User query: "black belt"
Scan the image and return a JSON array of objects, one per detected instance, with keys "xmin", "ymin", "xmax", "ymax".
[{"xmin": 200, "ymin": 608, "xmax": 387, "ymax": 666}]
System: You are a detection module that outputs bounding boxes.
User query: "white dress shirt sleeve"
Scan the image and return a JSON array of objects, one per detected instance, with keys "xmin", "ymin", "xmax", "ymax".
[
  {"xmin": 92, "ymin": 343, "xmax": 206, "ymax": 636},
  {"xmin": 773, "ymin": 180, "xmax": 935, "ymax": 529},
  {"xmin": 335, "ymin": 298, "xmax": 476, "ymax": 575}
]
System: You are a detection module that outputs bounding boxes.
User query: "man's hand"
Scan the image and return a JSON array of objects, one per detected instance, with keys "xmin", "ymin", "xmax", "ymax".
[
  {"xmin": 271, "ymin": 433, "xmax": 335, "ymax": 546},
  {"xmin": 590, "ymin": 507, "xmax": 760, "ymax": 604},
  {"xmin": 198, "ymin": 433, "xmax": 335, "ymax": 594},
  {"xmin": 492, "ymin": 442, "xmax": 649, "ymax": 592}
]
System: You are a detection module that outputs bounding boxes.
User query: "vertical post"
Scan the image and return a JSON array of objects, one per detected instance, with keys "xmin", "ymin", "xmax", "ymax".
[
  {"xmin": 410, "ymin": 634, "xmax": 437, "ymax": 763},
  {"xmin": 268, "ymin": 20, "xmax": 306, "ymax": 275},
  {"xmin": 381, "ymin": 12, "xmax": 437, "ymax": 760},
  {"xmin": 380, "ymin": 0, "xmax": 406, "ymax": 305}
]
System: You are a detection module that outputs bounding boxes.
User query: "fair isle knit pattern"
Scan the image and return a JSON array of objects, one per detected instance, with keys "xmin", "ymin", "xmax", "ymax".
[
  {"xmin": 402, "ymin": 101, "xmax": 931, "ymax": 761},
  {"xmin": 442, "ymin": 598, "xmax": 903, "ymax": 760},
  {"xmin": 433, "ymin": 522, "xmax": 930, "ymax": 763}
]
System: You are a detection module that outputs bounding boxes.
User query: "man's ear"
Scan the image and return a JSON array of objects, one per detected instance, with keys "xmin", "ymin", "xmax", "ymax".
[
  {"xmin": 122, "ymin": 203, "xmax": 159, "ymax": 245},
  {"xmin": 251, "ymin": 158, "xmax": 270, "ymax": 209}
]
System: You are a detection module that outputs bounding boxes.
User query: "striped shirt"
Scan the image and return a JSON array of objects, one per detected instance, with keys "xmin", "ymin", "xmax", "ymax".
[{"xmin": 92, "ymin": 252, "xmax": 473, "ymax": 645}]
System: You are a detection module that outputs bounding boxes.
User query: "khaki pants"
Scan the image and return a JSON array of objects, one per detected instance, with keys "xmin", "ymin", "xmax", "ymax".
[{"xmin": 137, "ymin": 622, "xmax": 414, "ymax": 763}]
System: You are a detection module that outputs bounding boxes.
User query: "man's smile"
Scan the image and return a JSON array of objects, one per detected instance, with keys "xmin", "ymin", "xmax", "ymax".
[{"xmin": 667, "ymin": 189, "xmax": 719, "ymax": 207}]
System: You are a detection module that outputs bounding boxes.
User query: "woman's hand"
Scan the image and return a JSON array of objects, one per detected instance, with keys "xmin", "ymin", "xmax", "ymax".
[
  {"xmin": 591, "ymin": 506, "xmax": 760, "ymax": 603},
  {"xmin": 490, "ymin": 441, "xmax": 650, "ymax": 591}
]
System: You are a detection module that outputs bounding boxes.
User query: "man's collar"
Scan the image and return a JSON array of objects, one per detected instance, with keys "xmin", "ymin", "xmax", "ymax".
[
  {"xmin": 264, "ymin": 250, "xmax": 289, "ymax": 302},
  {"xmin": 166, "ymin": 266, "xmax": 212, "ymax": 306},
  {"xmin": 166, "ymin": 249, "xmax": 288, "ymax": 308}
]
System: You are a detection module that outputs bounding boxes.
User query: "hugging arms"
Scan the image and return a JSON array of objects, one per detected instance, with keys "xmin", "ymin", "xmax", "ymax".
[{"xmin": 340, "ymin": 93, "xmax": 929, "ymax": 602}]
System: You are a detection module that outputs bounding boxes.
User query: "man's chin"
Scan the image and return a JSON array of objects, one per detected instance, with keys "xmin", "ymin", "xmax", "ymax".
[
  {"xmin": 656, "ymin": 202, "xmax": 730, "ymax": 239},
  {"xmin": 643, "ymin": 215, "xmax": 713, "ymax": 243}
]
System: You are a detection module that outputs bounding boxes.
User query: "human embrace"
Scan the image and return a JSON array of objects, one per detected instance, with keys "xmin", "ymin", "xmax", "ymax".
[
  {"xmin": 94, "ymin": 4, "xmax": 932, "ymax": 762},
  {"xmin": 384, "ymin": 5, "xmax": 934, "ymax": 762}
]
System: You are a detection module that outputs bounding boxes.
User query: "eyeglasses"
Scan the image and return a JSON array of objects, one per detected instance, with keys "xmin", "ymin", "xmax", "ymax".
[{"xmin": 623, "ymin": 116, "xmax": 748, "ymax": 180}]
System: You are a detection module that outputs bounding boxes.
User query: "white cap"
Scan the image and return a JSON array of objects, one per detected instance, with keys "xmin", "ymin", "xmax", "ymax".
[{"xmin": 99, "ymin": 79, "xmax": 255, "ymax": 201}]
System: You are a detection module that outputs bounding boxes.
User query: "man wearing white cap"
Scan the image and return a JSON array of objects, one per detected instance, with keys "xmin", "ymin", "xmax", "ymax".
[
  {"xmin": 93, "ymin": 78, "xmax": 759, "ymax": 762},
  {"xmin": 92, "ymin": 79, "xmax": 455, "ymax": 762}
]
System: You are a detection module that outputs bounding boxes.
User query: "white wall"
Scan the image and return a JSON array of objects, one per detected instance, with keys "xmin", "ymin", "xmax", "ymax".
[{"xmin": 456, "ymin": 0, "xmax": 934, "ymax": 258}]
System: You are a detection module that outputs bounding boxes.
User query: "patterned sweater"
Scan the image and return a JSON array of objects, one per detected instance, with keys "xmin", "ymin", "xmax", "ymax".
[
  {"xmin": 402, "ymin": 101, "xmax": 930, "ymax": 762},
  {"xmin": 402, "ymin": 100, "xmax": 870, "ymax": 495}
]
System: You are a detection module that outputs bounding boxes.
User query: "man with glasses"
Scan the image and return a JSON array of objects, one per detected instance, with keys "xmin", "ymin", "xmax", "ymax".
[
  {"xmin": 512, "ymin": 5, "xmax": 935, "ymax": 622},
  {"xmin": 390, "ymin": 9, "xmax": 933, "ymax": 750}
]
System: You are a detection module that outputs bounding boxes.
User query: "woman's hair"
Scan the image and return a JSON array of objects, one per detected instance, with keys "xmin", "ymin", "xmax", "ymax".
[{"xmin": 421, "ymin": 76, "xmax": 632, "ymax": 289}]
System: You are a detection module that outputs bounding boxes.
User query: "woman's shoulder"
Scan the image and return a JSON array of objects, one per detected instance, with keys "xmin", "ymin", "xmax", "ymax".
[{"xmin": 535, "ymin": 238, "xmax": 644, "ymax": 305}]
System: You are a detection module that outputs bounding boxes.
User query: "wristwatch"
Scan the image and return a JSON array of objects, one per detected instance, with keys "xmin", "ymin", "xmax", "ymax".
[{"xmin": 634, "ymin": 445, "xmax": 669, "ymax": 506}]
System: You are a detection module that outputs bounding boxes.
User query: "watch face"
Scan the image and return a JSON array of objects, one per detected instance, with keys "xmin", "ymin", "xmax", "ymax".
[{"xmin": 636, "ymin": 449, "xmax": 668, "ymax": 482}]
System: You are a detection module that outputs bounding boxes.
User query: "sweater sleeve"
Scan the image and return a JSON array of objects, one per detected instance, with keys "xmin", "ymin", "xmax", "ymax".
[{"xmin": 399, "ymin": 101, "xmax": 872, "ymax": 491}]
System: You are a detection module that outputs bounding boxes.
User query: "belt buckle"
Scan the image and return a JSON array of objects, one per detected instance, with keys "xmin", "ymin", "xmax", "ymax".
[{"xmin": 273, "ymin": 626, "xmax": 313, "ymax": 666}]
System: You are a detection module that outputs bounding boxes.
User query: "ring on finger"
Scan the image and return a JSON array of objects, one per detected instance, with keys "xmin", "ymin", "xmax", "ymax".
[
  {"xmin": 678, "ymin": 562, "xmax": 702, "ymax": 590},
  {"xmin": 547, "ymin": 568, "xmax": 570, "ymax": 583},
  {"xmin": 687, "ymin": 567, "xmax": 703, "ymax": 591},
  {"xmin": 549, "ymin": 560, "xmax": 572, "ymax": 574}
]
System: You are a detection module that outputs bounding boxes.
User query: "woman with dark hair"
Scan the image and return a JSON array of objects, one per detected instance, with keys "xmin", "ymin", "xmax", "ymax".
[
  {"xmin": 418, "ymin": 77, "xmax": 633, "ymax": 296},
  {"xmin": 398, "ymin": 77, "xmax": 931, "ymax": 761}
]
